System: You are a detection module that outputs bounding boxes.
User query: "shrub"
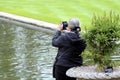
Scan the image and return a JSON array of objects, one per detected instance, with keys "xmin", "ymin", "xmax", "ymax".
[{"xmin": 84, "ymin": 12, "xmax": 120, "ymax": 71}]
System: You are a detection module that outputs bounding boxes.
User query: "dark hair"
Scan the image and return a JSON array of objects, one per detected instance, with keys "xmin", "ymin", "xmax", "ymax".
[{"xmin": 71, "ymin": 27, "xmax": 81, "ymax": 32}]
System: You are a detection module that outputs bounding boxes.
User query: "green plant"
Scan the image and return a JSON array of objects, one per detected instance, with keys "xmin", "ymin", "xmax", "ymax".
[{"xmin": 84, "ymin": 12, "xmax": 120, "ymax": 71}]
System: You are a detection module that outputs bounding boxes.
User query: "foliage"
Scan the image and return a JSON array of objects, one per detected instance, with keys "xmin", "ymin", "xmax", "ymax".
[{"xmin": 84, "ymin": 12, "xmax": 120, "ymax": 71}]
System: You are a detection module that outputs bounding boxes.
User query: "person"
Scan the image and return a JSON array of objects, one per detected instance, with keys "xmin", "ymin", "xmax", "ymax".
[{"xmin": 52, "ymin": 18, "xmax": 86, "ymax": 80}]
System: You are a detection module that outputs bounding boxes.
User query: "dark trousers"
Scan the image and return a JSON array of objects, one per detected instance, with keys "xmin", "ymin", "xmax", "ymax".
[{"xmin": 54, "ymin": 65, "xmax": 76, "ymax": 80}]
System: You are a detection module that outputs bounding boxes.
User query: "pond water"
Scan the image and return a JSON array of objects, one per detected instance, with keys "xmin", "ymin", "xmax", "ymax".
[{"xmin": 0, "ymin": 20, "xmax": 56, "ymax": 80}]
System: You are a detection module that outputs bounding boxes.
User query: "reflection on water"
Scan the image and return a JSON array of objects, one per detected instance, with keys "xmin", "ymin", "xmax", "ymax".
[{"xmin": 0, "ymin": 20, "xmax": 56, "ymax": 80}]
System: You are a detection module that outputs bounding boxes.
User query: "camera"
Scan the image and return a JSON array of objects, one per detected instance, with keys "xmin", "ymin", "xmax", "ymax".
[{"xmin": 62, "ymin": 21, "xmax": 68, "ymax": 30}]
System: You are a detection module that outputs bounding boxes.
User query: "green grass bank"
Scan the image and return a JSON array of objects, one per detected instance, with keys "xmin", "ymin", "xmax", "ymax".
[{"xmin": 0, "ymin": 0, "xmax": 120, "ymax": 28}]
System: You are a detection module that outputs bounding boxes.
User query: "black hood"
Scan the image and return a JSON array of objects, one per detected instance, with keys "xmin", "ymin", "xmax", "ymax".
[
  {"xmin": 66, "ymin": 32, "xmax": 81, "ymax": 44},
  {"xmin": 66, "ymin": 31, "xmax": 86, "ymax": 53}
]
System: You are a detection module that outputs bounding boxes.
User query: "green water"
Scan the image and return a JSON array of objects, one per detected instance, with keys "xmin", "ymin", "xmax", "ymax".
[{"xmin": 0, "ymin": 20, "xmax": 56, "ymax": 80}]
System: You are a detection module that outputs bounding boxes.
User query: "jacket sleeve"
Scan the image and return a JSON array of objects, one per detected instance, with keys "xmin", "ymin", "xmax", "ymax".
[{"xmin": 52, "ymin": 30, "xmax": 66, "ymax": 47}]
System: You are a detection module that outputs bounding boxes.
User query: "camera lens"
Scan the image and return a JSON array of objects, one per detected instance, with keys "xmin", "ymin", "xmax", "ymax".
[{"xmin": 62, "ymin": 21, "xmax": 68, "ymax": 30}]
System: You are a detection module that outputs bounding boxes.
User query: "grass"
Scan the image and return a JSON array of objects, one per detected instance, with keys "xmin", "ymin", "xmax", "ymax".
[{"xmin": 0, "ymin": 0, "xmax": 120, "ymax": 29}]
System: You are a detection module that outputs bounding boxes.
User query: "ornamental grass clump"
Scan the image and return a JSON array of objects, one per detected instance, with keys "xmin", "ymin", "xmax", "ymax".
[{"xmin": 84, "ymin": 12, "xmax": 120, "ymax": 71}]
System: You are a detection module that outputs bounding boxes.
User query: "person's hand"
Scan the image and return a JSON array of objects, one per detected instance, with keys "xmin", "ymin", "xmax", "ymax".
[{"xmin": 58, "ymin": 24, "xmax": 63, "ymax": 31}]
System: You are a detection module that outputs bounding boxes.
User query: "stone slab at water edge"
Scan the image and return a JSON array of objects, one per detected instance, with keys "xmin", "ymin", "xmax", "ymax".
[{"xmin": 0, "ymin": 12, "xmax": 58, "ymax": 33}]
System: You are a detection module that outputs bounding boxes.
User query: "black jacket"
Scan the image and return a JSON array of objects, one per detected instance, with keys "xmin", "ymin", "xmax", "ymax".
[{"xmin": 52, "ymin": 30, "xmax": 86, "ymax": 67}]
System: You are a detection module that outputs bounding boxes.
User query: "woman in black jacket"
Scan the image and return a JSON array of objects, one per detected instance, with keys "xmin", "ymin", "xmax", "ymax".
[{"xmin": 52, "ymin": 18, "xmax": 86, "ymax": 80}]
